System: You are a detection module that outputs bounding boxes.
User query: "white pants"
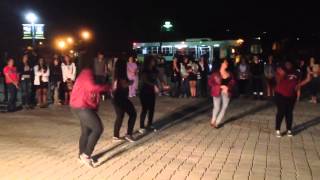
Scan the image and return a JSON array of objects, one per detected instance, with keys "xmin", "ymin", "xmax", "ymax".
[{"xmin": 212, "ymin": 93, "xmax": 230, "ymax": 125}]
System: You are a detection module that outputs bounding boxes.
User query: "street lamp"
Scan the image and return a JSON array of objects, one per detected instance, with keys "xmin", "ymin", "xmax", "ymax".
[
  {"xmin": 66, "ymin": 37, "xmax": 74, "ymax": 44},
  {"xmin": 25, "ymin": 12, "xmax": 38, "ymax": 24},
  {"xmin": 162, "ymin": 21, "xmax": 173, "ymax": 32},
  {"xmin": 57, "ymin": 40, "xmax": 66, "ymax": 51},
  {"xmin": 81, "ymin": 30, "xmax": 91, "ymax": 40}
]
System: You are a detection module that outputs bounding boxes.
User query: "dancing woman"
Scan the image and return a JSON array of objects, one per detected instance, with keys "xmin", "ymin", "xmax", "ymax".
[
  {"xmin": 139, "ymin": 55, "xmax": 159, "ymax": 133},
  {"xmin": 274, "ymin": 61, "xmax": 299, "ymax": 137},
  {"xmin": 112, "ymin": 59, "xmax": 137, "ymax": 142},
  {"xmin": 70, "ymin": 65, "xmax": 109, "ymax": 167},
  {"xmin": 208, "ymin": 59, "xmax": 235, "ymax": 128}
]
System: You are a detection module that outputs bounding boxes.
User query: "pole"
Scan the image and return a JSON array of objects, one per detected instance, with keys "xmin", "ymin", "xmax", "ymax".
[{"xmin": 31, "ymin": 23, "xmax": 36, "ymax": 48}]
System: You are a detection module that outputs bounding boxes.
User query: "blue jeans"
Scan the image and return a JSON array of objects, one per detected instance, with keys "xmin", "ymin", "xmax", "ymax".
[
  {"xmin": 21, "ymin": 79, "xmax": 32, "ymax": 106},
  {"xmin": 181, "ymin": 78, "xmax": 189, "ymax": 97}
]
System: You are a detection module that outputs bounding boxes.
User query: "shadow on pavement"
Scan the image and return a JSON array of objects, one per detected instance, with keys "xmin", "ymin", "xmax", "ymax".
[
  {"xmin": 222, "ymin": 101, "xmax": 274, "ymax": 126},
  {"xmin": 95, "ymin": 99, "xmax": 212, "ymax": 166},
  {"xmin": 293, "ymin": 117, "xmax": 320, "ymax": 135}
]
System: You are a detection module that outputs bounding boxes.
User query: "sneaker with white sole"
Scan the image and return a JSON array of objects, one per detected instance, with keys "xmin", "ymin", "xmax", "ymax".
[
  {"xmin": 125, "ymin": 135, "xmax": 136, "ymax": 143},
  {"xmin": 112, "ymin": 136, "xmax": 123, "ymax": 143},
  {"xmin": 147, "ymin": 126, "xmax": 157, "ymax": 132},
  {"xmin": 138, "ymin": 128, "xmax": 147, "ymax": 134},
  {"xmin": 275, "ymin": 130, "xmax": 281, "ymax": 138},
  {"xmin": 287, "ymin": 130, "xmax": 293, "ymax": 137},
  {"xmin": 79, "ymin": 154, "xmax": 94, "ymax": 168}
]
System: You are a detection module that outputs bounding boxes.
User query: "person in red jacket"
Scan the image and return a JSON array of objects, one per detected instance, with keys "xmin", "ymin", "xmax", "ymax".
[
  {"xmin": 70, "ymin": 68, "xmax": 109, "ymax": 167},
  {"xmin": 274, "ymin": 61, "xmax": 298, "ymax": 138},
  {"xmin": 208, "ymin": 59, "xmax": 235, "ymax": 128}
]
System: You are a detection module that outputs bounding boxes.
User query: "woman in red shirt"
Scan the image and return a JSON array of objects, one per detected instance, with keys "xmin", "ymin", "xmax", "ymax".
[
  {"xmin": 274, "ymin": 61, "xmax": 298, "ymax": 137},
  {"xmin": 70, "ymin": 63, "xmax": 109, "ymax": 168},
  {"xmin": 3, "ymin": 58, "xmax": 19, "ymax": 112},
  {"xmin": 208, "ymin": 59, "xmax": 235, "ymax": 128}
]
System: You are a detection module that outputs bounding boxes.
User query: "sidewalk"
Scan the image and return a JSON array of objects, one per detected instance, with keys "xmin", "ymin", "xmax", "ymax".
[{"xmin": 0, "ymin": 97, "xmax": 319, "ymax": 180}]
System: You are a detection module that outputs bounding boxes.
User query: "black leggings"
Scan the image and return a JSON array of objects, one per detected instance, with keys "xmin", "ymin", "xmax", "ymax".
[
  {"xmin": 252, "ymin": 77, "xmax": 263, "ymax": 95},
  {"xmin": 73, "ymin": 109, "xmax": 103, "ymax": 157},
  {"xmin": 238, "ymin": 79, "xmax": 249, "ymax": 95},
  {"xmin": 113, "ymin": 98, "xmax": 137, "ymax": 137},
  {"xmin": 140, "ymin": 93, "xmax": 156, "ymax": 129},
  {"xmin": 310, "ymin": 77, "xmax": 320, "ymax": 96},
  {"xmin": 275, "ymin": 93, "xmax": 296, "ymax": 131}
]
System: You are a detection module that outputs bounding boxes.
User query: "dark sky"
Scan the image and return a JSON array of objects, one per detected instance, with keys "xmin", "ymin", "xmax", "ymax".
[{"xmin": 0, "ymin": 0, "xmax": 319, "ymax": 53}]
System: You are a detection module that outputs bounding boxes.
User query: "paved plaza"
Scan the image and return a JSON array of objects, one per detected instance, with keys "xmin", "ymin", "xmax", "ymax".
[{"xmin": 0, "ymin": 97, "xmax": 319, "ymax": 180}]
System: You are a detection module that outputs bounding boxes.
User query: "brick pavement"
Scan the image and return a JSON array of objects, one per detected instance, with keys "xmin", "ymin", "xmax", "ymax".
[{"xmin": 0, "ymin": 97, "xmax": 319, "ymax": 180}]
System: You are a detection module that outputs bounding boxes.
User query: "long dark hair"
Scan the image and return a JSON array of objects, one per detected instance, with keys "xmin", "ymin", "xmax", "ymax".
[
  {"xmin": 212, "ymin": 58, "xmax": 229, "ymax": 72},
  {"xmin": 37, "ymin": 57, "xmax": 47, "ymax": 72},
  {"xmin": 113, "ymin": 57, "xmax": 128, "ymax": 82},
  {"xmin": 143, "ymin": 55, "xmax": 157, "ymax": 71}
]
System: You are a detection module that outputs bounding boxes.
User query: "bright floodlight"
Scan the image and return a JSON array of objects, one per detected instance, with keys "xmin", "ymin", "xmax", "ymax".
[
  {"xmin": 57, "ymin": 40, "xmax": 66, "ymax": 50},
  {"xmin": 66, "ymin": 37, "xmax": 74, "ymax": 44},
  {"xmin": 81, "ymin": 31, "xmax": 91, "ymax": 40},
  {"xmin": 25, "ymin": 12, "xmax": 37, "ymax": 24}
]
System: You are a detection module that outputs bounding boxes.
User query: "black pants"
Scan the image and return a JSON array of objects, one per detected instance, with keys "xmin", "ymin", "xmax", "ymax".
[
  {"xmin": 74, "ymin": 109, "xmax": 103, "ymax": 157},
  {"xmin": 238, "ymin": 79, "xmax": 249, "ymax": 95},
  {"xmin": 140, "ymin": 92, "xmax": 156, "ymax": 129},
  {"xmin": 252, "ymin": 77, "xmax": 263, "ymax": 96},
  {"xmin": 7, "ymin": 83, "xmax": 17, "ymax": 111},
  {"xmin": 113, "ymin": 98, "xmax": 137, "ymax": 137},
  {"xmin": 310, "ymin": 77, "xmax": 320, "ymax": 96},
  {"xmin": 21, "ymin": 79, "xmax": 32, "ymax": 106},
  {"xmin": 171, "ymin": 75, "xmax": 181, "ymax": 97},
  {"xmin": 275, "ymin": 93, "xmax": 296, "ymax": 131},
  {"xmin": 200, "ymin": 77, "xmax": 208, "ymax": 97}
]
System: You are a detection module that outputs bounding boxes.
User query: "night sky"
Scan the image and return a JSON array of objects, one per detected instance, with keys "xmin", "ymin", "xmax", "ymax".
[{"xmin": 0, "ymin": 0, "xmax": 319, "ymax": 54}]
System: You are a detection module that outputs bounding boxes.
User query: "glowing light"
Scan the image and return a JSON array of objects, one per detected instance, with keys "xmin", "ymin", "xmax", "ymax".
[
  {"xmin": 175, "ymin": 43, "xmax": 188, "ymax": 49},
  {"xmin": 70, "ymin": 50, "xmax": 74, "ymax": 54},
  {"xmin": 213, "ymin": 44, "xmax": 220, "ymax": 47},
  {"xmin": 255, "ymin": 37, "xmax": 261, "ymax": 40},
  {"xmin": 163, "ymin": 21, "xmax": 173, "ymax": 29},
  {"xmin": 39, "ymin": 41, "xmax": 43, "ymax": 45},
  {"xmin": 25, "ymin": 12, "xmax": 38, "ymax": 24},
  {"xmin": 81, "ymin": 30, "xmax": 91, "ymax": 40},
  {"xmin": 236, "ymin": 39, "xmax": 244, "ymax": 45},
  {"xmin": 67, "ymin": 37, "xmax": 74, "ymax": 44},
  {"xmin": 231, "ymin": 48, "xmax": 236, "ymax": 54},
  {"xmin": 57, "ymin": 40, "xmax": 66, "ymax": 50}
]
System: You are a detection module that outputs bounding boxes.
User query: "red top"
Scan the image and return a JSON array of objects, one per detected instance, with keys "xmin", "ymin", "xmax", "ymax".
[
  {"xmin": 275, "ymin": 68, "xmax": 298, "ymax": 97},
  {"xmin": 208, "ymin": 72, "xmax": 235, "ymax": 97},
  {"xmin": 70, "ymin": 69, "xmax": 109, "ymax": 110},
  {"xmin": 3, "ymin": 66, "xmax": 19, "ymax": 84}
]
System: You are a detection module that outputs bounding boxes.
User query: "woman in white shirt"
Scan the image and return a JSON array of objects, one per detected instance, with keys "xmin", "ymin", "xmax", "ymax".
[
  {"xmin": 34, "ymin": 57, "xmax": 50, "ymax": 108},
  {"xmin": 61, "ymin": 55, "xmax": 76, "ymax": 105}
]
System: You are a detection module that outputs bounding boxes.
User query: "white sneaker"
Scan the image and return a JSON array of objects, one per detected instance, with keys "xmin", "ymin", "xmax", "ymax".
[
  {"xmin": 112, "ymin": 137, "xmax": 123, "ymax": 143},
  {"xmin": 79, "ymin": 154, "xmax": 94, "ymax": 168},
  {"xmin": 138, "ymin": 128, "xmax": 147, "ymax": 134},
  {"xmin": 275, "ymin": 130, "xmax": 281, "ymax": 138},
  {"xmin": 287, "ymin": 130, "xmax": 293, "ymax": 137},
  {"xmin": 125, "ymin": 135, "xmax": 136, "ymax": 143}
]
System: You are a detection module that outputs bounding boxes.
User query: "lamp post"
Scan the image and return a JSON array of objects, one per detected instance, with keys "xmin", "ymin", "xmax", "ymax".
[{"xmin": 25, "ymin": 12, "xmax": 38, "ymax": 48}]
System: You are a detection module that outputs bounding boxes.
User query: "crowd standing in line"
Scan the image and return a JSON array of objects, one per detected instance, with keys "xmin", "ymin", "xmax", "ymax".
[{"xmin": 1, "ymin": 51, "xmax": 320, "ymax": 167}]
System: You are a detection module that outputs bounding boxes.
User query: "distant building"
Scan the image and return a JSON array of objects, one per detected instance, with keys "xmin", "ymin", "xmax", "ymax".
[{"xmin": 133, "ymin": 38, "xmax": 244, "ymax": 64}]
